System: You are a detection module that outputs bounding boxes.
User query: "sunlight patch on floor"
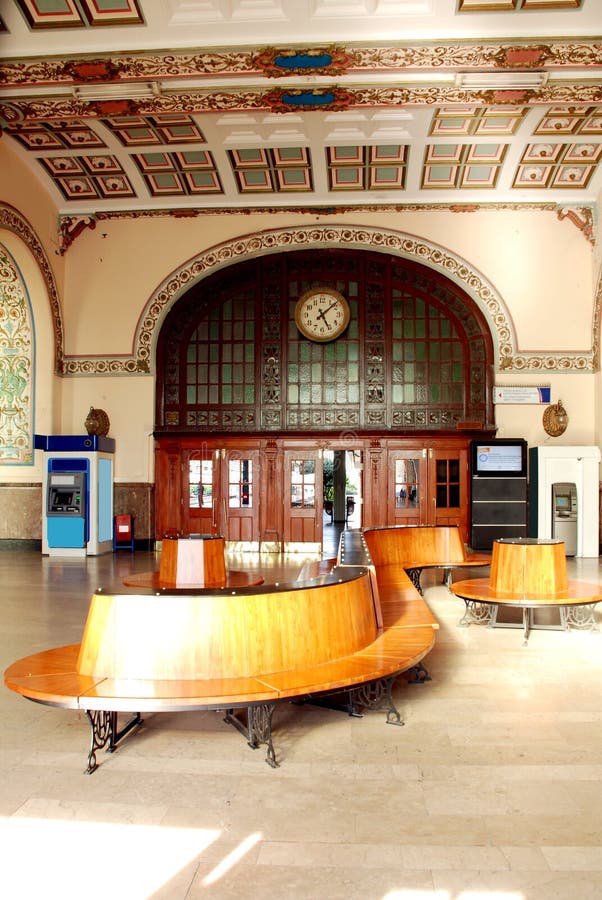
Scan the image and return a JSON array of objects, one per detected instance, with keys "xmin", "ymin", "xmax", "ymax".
[{"xmin": 0, "ymin": 816, "xmax": 219, "ymax": 899}]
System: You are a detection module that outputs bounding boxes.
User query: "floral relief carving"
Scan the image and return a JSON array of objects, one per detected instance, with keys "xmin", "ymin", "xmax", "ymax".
[{"xmin": 1, "ymin": 42, "xmax": 601, "ymax": 89}]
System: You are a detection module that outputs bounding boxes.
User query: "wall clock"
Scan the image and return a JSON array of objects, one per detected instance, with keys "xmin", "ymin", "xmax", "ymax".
[{"xmin": 294, "ymin": 287, "xmax": 350, "ymax": 342}]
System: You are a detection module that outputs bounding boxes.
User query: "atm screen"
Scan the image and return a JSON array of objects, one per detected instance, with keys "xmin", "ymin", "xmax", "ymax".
[
  {"xmin": 54, "ymin": 490, "xmax": 74, "ymax": 505},
  {"xmin": 556, "ymin": 495, "xmax": 570, "ymax": 510}
]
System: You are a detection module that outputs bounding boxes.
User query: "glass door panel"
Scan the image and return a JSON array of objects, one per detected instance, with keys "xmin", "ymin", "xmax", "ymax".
[
  {"xmin": 222, "ymin": 450, "xmax": 260, "ymax": 544},
  {"xmin": 388, "ymin": 451, "xmax": 426, "ymax": 525},
  {"xmin": 428, "ymin": 447, "xmax": 468, "ymax": 540},
  {"xmin": 284, "ymin": 450, "xmax": 323, "ymax": 545},
  {"xmin": 184, "ymin": 450, "xmax": 219, "ymax": 535}
]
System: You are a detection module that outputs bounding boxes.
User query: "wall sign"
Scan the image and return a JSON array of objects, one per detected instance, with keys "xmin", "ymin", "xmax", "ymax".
[{"xmin": 493, "ymin": 386, "xmax": 551, "ymax": 405}]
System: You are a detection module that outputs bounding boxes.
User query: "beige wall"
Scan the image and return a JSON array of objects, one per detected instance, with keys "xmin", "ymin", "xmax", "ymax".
[
  {"xmin": 63, "ymin": 207, "xmax": 594, "ymax": 356},
  {"xmin": 58, "ymin": 375, "xmax": 155, "ymax": 483}
]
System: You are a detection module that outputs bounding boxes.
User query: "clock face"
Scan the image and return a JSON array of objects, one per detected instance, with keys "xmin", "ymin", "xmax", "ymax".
[{"xmin": 294, "ymin": 288, "xmax": 350, "ymax": 343}]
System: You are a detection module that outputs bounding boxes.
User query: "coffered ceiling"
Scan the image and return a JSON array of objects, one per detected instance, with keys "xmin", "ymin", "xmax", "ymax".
[{"xmin": 1, "ymin": 0, "xmax": 601, "ymax": 244}]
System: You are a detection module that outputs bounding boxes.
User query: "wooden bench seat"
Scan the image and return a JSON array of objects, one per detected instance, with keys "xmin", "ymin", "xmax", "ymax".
[
  {"xmin": 362, "ymin": 525, "xmax": 490, "ymax": 593},
  {"xmin": 4, "ymin": 561, "xmax": 437, "ymax": 770},
  {"xmin": 8, "ymin": 525, "xmax": 484, "ymax": 771}
]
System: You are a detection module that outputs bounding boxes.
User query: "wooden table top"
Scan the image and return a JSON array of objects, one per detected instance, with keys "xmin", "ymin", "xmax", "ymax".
[
  {"xmin": 122, "ymin": 570, "xmax": 264, "ymax": 589},
  {"xmin": 451, "ymin": 577, "xmax": 602, "ymax": 608}
]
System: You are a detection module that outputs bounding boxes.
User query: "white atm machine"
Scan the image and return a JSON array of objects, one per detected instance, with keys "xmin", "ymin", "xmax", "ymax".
[
  {"xmin": 551, "ymin": 482, "xmax": 578, "ymax": 556},
  {"xmin": 528, "ymin": 445, "xmax": 600, "ymax": 557}
]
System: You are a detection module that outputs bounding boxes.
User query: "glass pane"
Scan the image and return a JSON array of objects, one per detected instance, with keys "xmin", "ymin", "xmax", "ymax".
[
  {"xmin": 290, "ymin": 459, "xmax": 317, "ymax": 508},
  {"xmin": 242, "ymin": 460, "xmax": 252, "ymax": 507},
  {"xmin": 189, "ymin": 458, "xmax": 214, "ymax": 509},
  {"xmin": 395, "ymin": 458, "xmax": 419, "ymax": 507}
]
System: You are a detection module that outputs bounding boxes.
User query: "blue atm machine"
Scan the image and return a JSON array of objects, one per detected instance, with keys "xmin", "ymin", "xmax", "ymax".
[
  {"xmin": 47, "ymin": 467, "xmax": 87, "ymax": 550},
  {"xmin": 37, "ymin": 435, "xmax": 115, "ymax": 557}
]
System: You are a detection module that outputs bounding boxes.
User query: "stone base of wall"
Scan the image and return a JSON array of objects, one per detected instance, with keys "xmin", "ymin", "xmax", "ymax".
[
  {"xmin": 0, "ymin": 482, "xmax": 155, "ymax": 544},
  {"xmin": 0, "ymin": 539, "xmax": 41, "ymax": 551},
  {"xmin": 0, "ymin": 483, "xmax": 42, "ymax": 540},
  {"xmin": 113, "ymin": 482, "xmax": 155, "ymax": 542}
]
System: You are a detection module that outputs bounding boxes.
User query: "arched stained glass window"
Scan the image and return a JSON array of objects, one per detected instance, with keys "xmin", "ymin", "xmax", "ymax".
[{"xmin": 156, "ymin": 249, "xmax": 493, "ymax": 433}]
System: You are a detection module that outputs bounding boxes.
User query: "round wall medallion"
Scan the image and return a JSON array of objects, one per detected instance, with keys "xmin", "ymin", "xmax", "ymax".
[
  {"xmin": 85, "ymin": 406, "xmax": 110, "ymax": 436},
  {"xmin": 542, "ymin": 400, "xmax": 568, "ymax": 437}
]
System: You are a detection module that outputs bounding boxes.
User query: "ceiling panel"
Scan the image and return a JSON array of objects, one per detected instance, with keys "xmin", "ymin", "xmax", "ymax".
[{"xmin": 0, "ymin": 0, "xmax": 600, "ymax": 246}]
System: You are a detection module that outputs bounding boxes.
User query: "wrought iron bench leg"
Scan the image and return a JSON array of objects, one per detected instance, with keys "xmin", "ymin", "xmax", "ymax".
[
  {"xmin": 85, "ymin": 710, "xmax": 143, "ymax": 774},
  {"xmin": 224, "ymin": 704, "xmax": 279, "ymax": 768},
  {"xmin": 347, "ymin": 675, "xmax": 404, "ymax": 726}
]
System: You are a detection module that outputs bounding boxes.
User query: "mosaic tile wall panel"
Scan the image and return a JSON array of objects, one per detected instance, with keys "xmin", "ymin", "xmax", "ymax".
[{"xmin": 0, "ymin": 243, "xmax": 33, "ymax": 464}]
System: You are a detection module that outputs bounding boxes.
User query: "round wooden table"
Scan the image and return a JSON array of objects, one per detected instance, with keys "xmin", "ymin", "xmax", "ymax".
[{"xmin": 451, "ymin": 538, "xmax": 601, "ymax": 645}]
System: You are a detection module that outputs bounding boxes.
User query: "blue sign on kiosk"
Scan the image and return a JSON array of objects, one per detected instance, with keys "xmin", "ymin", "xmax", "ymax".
[{"xmin": 36, "ymin": 435, "xmax": 115, "ymax": 557}]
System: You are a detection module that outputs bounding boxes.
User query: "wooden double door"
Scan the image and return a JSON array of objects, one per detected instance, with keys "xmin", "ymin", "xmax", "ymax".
[
  {"xmin": 172, "ymin": 446, "xmax": 262, "ymax": 545},
  {"xmin": 154, "ymin": 434, "xmax": 479, "ymax": 548},
  {"xmin": 387, "ymin": 445, "xmax": 469, "ymax": 536}
]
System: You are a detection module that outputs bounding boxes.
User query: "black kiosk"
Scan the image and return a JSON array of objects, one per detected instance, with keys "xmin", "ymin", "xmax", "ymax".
[{"xmin": 470, "ymin": 439, "xmax": 528, "ymax": 551}]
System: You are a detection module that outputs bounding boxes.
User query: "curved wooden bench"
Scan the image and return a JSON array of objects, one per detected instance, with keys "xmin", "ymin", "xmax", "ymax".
[
  {"xmin": 362, "ymin": 525, "xmax": 490, "ymax": 594},
  {"xmin": 4, "ymin": 565, "xmax": 436, "ymax": 771}
]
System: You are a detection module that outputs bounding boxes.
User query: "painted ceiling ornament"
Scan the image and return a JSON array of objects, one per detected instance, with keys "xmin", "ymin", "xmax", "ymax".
[
  {"xmin": 493, "ymin": 44, "xmax": 553, "ymax": 69},
  {"xmin": 62, "ymin": 59, "xmax": 123, "ymax": 82},
  {"xmin": 556, "ymin": 207, "xmax": 594, "ymax": 245},
  {"xmin": 482, "ymin": 89, "xmax": 532, "ymax": 105},
  {"xmin": 253, "ymin": 46, "xmax": 352, "ymax": 78},
  {"xmin": 85, "ymin": 98, "xmax": 145, "ymax": 117},
  {"xmin": 58, "ymin": 214, "xmax": 97, "ymax": 254},
  {"xmin": 0, "ymin": 101, "xmax": 24, "ymax": 129},
  {"xmin": 264, "ymin": 87, "xmax": 354, "ymax": 113}
]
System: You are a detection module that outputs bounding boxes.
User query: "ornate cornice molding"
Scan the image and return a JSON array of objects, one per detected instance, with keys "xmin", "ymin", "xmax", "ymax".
[
  {"xmin": 0, "ymin": 203, "xmax": 64, "ymax": 374},
  {"xmin": 3, "ymin": 81, "xmax": 602, "ymax": 126},
  {"xmin": 58, "ymin": 202, "xmax": 594, "ymax": 254},
  {"xmin": 1, "ymin": 40, "xmax": 601, "ymax": 88},
  {"xmin": 556, "ymin": 206, "xmax": 595, "ymax": 245},
  {"xmin": 58, "ymin": 224, "xmax": 595, "ymax": 376}
]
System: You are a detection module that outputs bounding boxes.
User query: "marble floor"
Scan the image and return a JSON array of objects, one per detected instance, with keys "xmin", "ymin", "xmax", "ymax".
[{"xmin": 1, "ymin": 545, "xmax": 602, "ymax": 900}]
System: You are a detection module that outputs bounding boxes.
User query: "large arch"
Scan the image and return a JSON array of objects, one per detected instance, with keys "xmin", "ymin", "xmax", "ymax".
[
  {"xmin": 154, "ymin": 246, "xmax": 495, "ymax": 432},
  {"xmin": 58, "ymin": 223, "xmax": 597, "ymax": 376},
  {"xmin": 0, "ymin": 242, "xmax": 34, "ymax": 463},
  {"xmin": 144, "ymin": 225, "xmax": 516, "ymax": 374}
]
